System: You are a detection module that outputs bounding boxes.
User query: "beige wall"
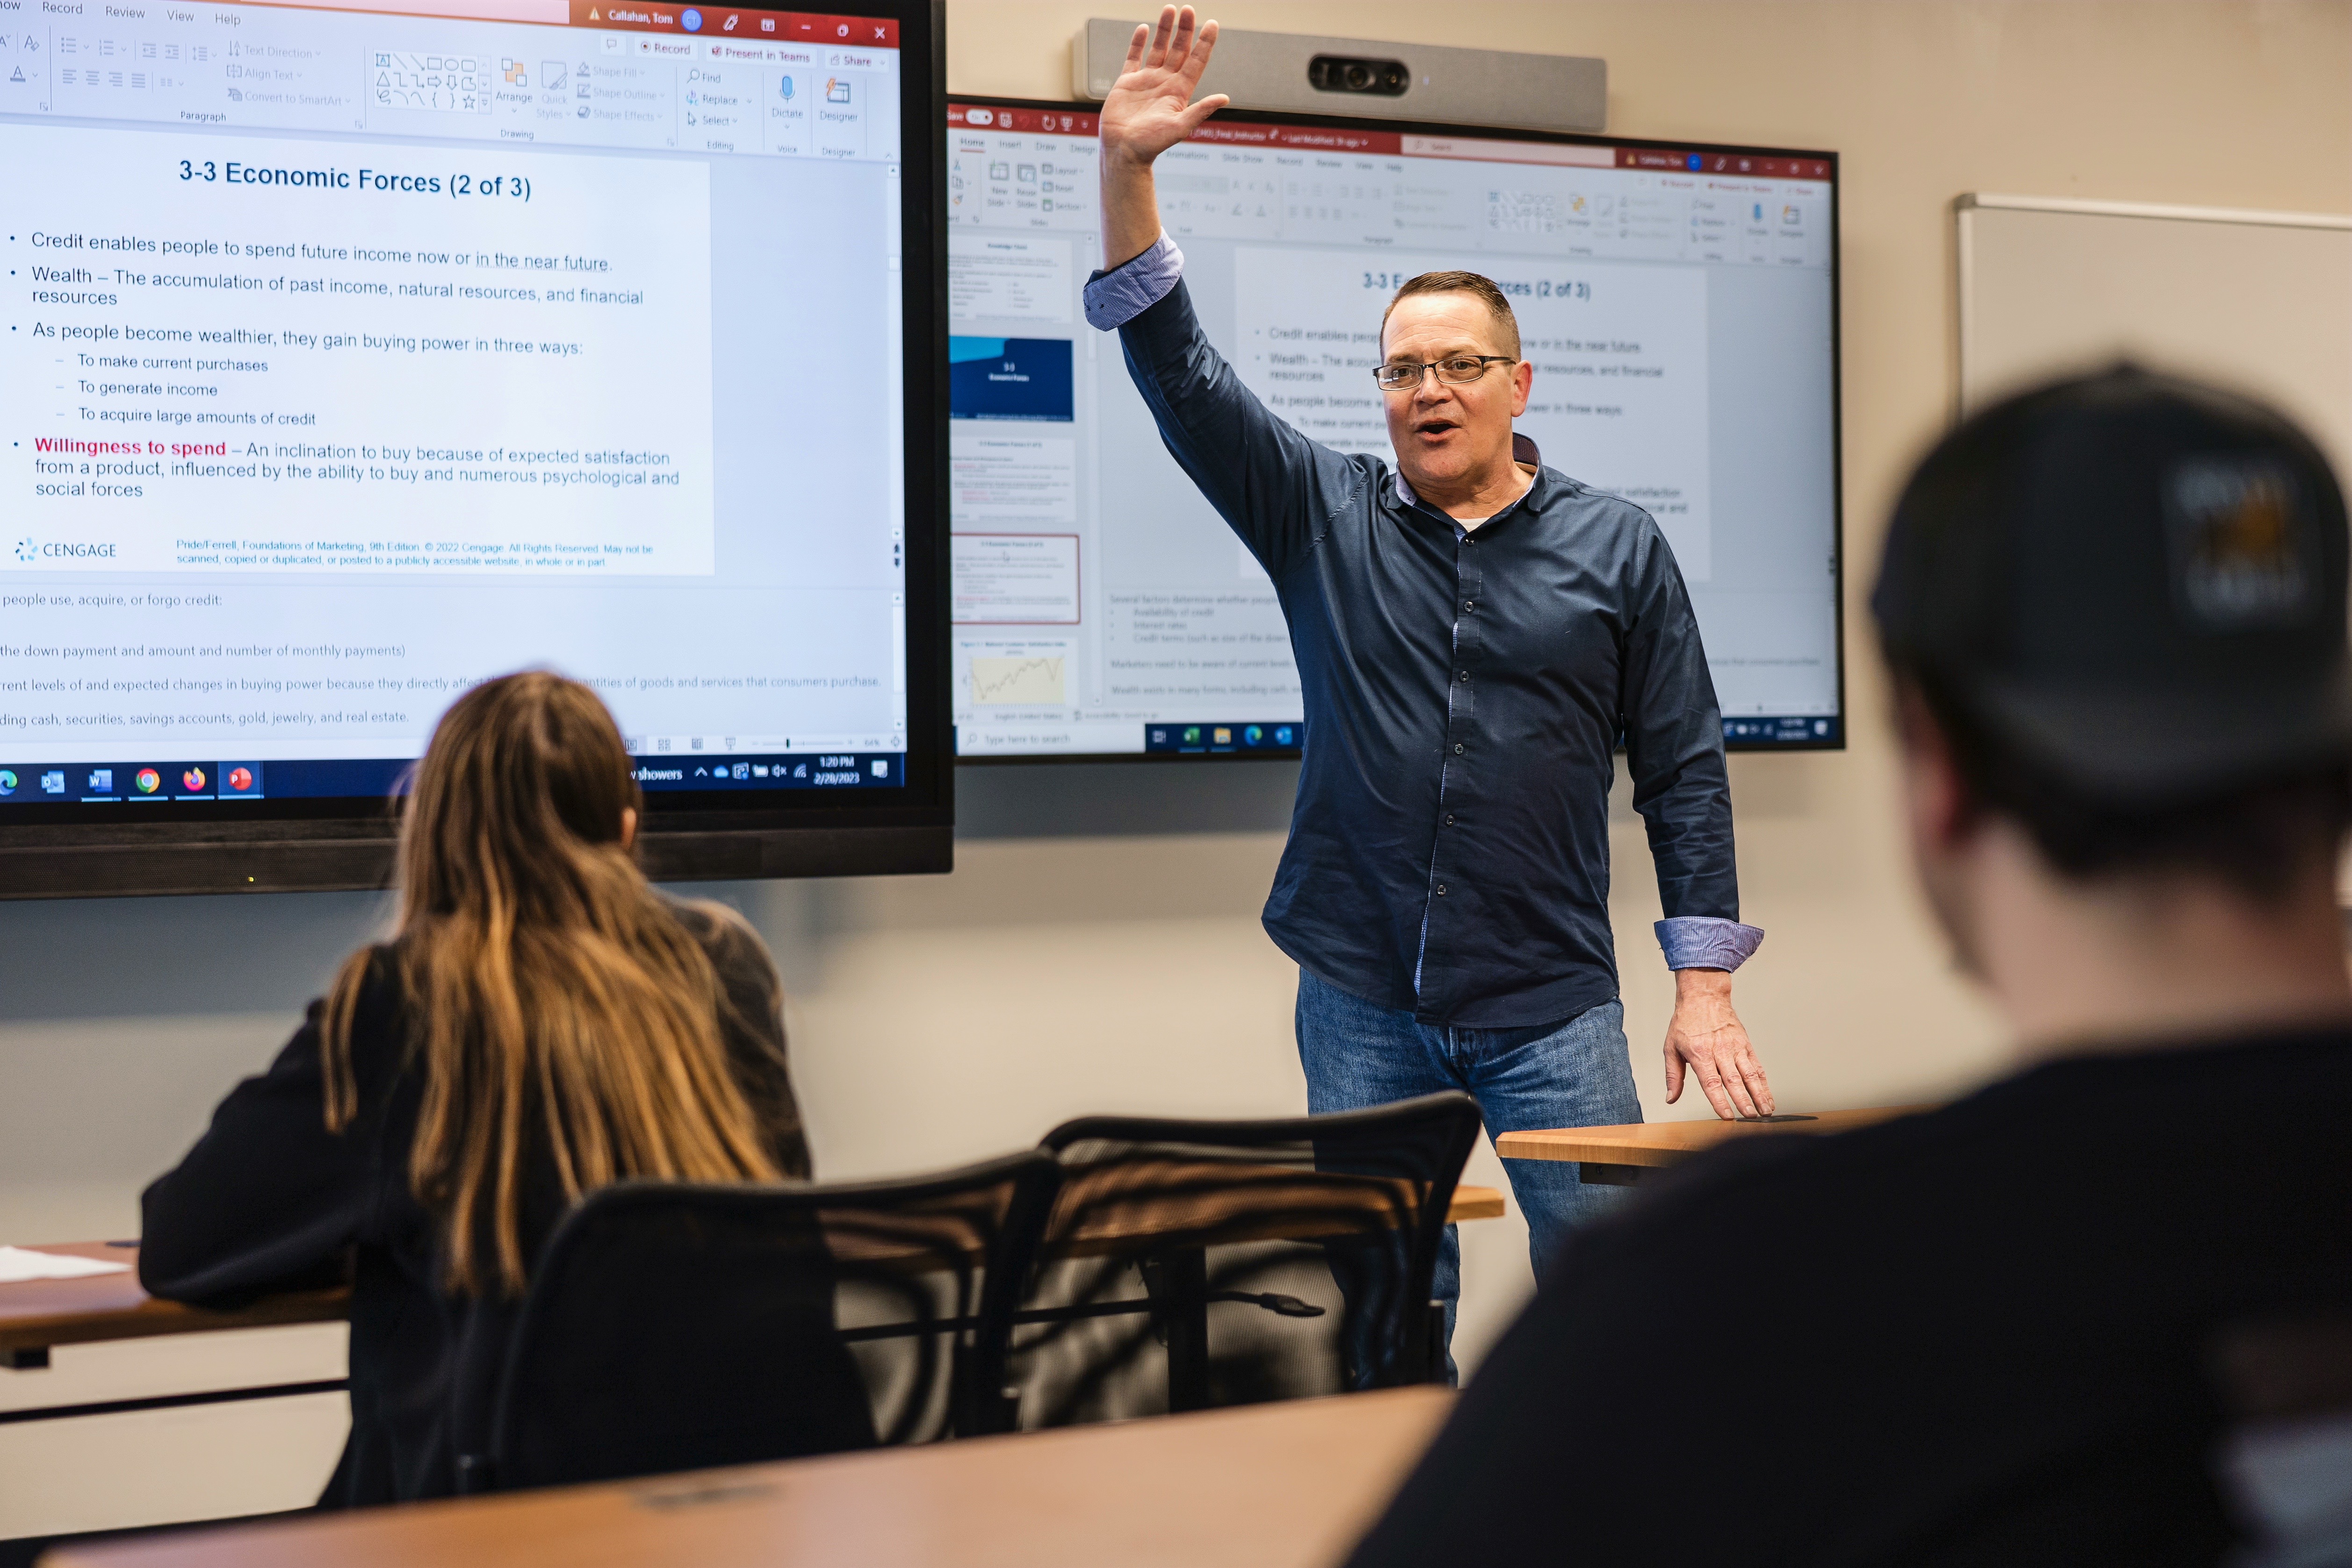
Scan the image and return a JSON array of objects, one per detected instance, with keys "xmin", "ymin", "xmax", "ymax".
[{"xmin": 2, "ymin": 0, "xmax": 2347, "ymax": 1541}]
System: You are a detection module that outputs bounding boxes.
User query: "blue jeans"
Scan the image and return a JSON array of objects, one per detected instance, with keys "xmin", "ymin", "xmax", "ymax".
[{"xmin": 1295, "ymin": 967, "xmax": 1642, "ymax": 1373}]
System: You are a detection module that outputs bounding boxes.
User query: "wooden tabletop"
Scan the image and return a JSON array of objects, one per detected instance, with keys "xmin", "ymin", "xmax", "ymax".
[
  {"xmin": 1493, "ymin": 1107, "xmax": 1923, "ymax": 1168},
  {"xmin": 1447, "ymin": 1183, "xmax": 1504, "ymax": 1221},
  {"xmin": 47, "ymin": 1384, "xmax": 1454, "ymax": 1568},
  {"xmin": 2, "ymin": 1187, "xmax": 1503, "ymax": 1358},
  {"xmin": 0, "ymin": 1243, "xmax": 349, "ymax": 1359}
]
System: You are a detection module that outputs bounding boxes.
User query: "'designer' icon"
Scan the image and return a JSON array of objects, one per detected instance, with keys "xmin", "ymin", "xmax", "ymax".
[
  {"xmin": 135, "ymin": 767, "xmax": 161, "ymax": 795},
  {"xmin": 182, "ymin": 766, "xmax": 207, "ymax": 793}
]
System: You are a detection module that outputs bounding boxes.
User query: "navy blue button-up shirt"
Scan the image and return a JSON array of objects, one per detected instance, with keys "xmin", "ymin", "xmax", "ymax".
[{"xmin": 1097, "ymin": 247, "xmax": 1752, "ymax": 1028}]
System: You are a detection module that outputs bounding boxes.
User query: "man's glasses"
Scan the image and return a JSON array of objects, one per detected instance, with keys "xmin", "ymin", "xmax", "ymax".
[{"xmin": 1372, "ymin": 355, "xmax": 1517, "ymax": 392}]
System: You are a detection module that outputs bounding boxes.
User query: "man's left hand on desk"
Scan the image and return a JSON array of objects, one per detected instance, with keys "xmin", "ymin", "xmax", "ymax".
[{"xmin": 1663, "ymin": 968, "xmax": 1775, "ymax": 1120}]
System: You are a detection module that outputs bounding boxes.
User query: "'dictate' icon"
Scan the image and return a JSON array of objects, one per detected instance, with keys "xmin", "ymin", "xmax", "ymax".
[
  {"xmin": 779, "ymin": 74, "xmax": 794, "ymax": 100},
  {"xmin": 135, "ymin": 767, "xmax": 161, "ymax": 794}
]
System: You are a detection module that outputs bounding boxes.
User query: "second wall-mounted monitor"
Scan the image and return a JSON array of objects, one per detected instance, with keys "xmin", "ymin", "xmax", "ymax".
[{"xmin": 946, "ymin": 99, "xmax": 1843, "ymax": 761}]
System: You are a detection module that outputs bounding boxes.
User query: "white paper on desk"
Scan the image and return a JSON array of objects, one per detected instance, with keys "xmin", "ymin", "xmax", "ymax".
[{"xmin": 0, "ymin": 1245, "xmax": 131, "ymax": 1283}]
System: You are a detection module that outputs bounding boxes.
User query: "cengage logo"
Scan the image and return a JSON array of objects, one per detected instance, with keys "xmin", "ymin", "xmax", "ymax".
[{"xmin": 14, "ymin": 539, "xmax": 117, "ymax": 560}]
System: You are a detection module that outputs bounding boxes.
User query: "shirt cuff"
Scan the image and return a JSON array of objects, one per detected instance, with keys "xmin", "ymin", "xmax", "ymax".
[
  {"xmin": 1654, "ymin": 917, "xmax": 1764, "ymax": 972},
  {"xmin": 1083, "ymin": 231, "xmax": 1184, "ymax": 331}
]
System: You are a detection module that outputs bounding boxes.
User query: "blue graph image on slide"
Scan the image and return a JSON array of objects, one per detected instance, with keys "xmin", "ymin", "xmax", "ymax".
[{"xmin": 948, "ymin": 337, "xmax": 1073, "ymax": 422}]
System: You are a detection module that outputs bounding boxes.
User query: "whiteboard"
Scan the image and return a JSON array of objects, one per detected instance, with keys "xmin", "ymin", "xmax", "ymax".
[{"xmin": 1955, "ymin": 194, "xmax": 2352, "ymax": 482}]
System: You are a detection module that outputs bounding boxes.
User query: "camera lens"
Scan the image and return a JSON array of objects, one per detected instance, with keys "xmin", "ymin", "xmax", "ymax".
[
  {"xmin": 1342, "ymin": 61, "xmax": 1373, "ymax": 91},
  {"xmin": 1382, "ymin": 65, "xmax": 1406, "ymax": 91}
]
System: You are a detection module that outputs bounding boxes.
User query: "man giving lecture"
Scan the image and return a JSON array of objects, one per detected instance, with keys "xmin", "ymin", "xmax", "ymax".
[{"xmin": 1090, "ymin": 7, "xmax": 1773, "ymax": 1349}]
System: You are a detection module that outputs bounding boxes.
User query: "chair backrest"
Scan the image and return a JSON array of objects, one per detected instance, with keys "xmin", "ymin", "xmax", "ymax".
[
  {"xmin": 1007, "ymin": 1091, "xmax": 1480, "ymax": 1430},
  {"xmin": 479, "ymin": 1150, "xmax": 1061, "ymax": 1492}
]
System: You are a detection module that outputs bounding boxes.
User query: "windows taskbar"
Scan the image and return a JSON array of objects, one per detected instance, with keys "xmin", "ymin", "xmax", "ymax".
[
  {"xmin": 0, "ymin": 751, "xmax": 909, "ymax": 803},
  {"xmin": 1129, "ymin": 715, "xmax": 1842, "ymax": 754}
]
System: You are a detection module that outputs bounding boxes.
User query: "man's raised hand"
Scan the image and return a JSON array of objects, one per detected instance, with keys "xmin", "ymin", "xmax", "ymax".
[
  {"xmin": 1103, "ymin": 6, "xmax": 1227, "ymax": 166},
  {"xmin": 1098, "ymin": 6, "xmax": 1227, "ymax": 268}
]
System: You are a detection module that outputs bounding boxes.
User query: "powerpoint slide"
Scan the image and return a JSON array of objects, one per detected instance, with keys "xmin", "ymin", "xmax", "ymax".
[
  {"xmin": 10, "ymin": 123, "xmax": 715, "ymax": 576},
  {"xmin": 948, "ymin": 337, "xmax": 1074, "ymax": 423},
  {"xmin": 949, "ymin": 432, "xmax": 1076, "ymax": 526},
  {"xmin": 947, "ymin": 232, "xmax": 1074, "ymax": 323},
  {"xmin": 951, "ymin": 533, "xmax": 1080, "ymax": 625},
  {"xmin": 1232, "ymin": 248, "xmax": 1714, "ymax": 580},
  {"xmin": 958, "ymin": 637, "xmax": 1076, "ymax": 710}
]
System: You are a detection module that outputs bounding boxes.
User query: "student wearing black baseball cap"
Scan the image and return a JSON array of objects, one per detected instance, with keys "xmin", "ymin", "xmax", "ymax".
[{"xmin": 1340, "ymin": 368, "xmax": 2352, "ymax": 1567}]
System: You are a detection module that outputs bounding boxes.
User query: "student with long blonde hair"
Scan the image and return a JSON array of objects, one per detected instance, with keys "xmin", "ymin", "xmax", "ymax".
[{"xmin": 140, "ymin": 672, "xmax": 812, "ymax": 1504}]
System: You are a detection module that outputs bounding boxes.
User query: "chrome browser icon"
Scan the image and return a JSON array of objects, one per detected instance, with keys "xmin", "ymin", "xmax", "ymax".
[{"xmin": 134, "ymin": 767, "xmax": 161, "ymax": 794}]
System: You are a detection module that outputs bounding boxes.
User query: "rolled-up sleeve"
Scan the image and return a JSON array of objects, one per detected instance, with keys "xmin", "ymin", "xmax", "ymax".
[
  {"xmin": 1655, "ymin": 916, "xmax": 1764, "ymax": 971},
  {"xmin": 1084, "ymin": 231, "xmax": 1184, "ymax": 331}
]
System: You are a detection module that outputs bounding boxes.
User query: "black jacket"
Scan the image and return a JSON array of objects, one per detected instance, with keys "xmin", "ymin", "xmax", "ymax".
[
  {"xmin": 1343, "ymin": 1030, "xmax": 2352, "ymax": 1567},
  {"xmin": 138, "ymin": 900, "xmax": 812, "ymax": 1506}
]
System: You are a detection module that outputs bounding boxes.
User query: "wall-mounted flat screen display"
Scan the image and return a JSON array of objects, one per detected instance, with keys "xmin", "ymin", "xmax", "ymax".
[
  {"xmin": 945, "ymin": 98, "xmax": 1841, "ymax": 760},
  {"xmin": 0, "ymin": 0, "xmax": 949, "ymax": 896}
]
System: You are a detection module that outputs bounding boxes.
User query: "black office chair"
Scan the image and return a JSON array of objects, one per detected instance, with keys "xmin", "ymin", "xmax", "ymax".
[
  {"xmin": 462, "ymin": 1149, "xmax": 1062, "ymax": 1493},
  {"xmin": 1001, "ymin": 1091, "xmax": 1481, "ymax": 1431}
]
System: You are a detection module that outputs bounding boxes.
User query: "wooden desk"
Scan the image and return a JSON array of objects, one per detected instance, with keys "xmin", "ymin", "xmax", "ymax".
[
  {"xmin": 1447, "ymin": 1184, "xmax": 1505, "ymax": 1221},
  {"xmin": 47, "ymin": 1384, "xmax": 1454, "ymax": 1568},
  {"xmin": 1494, "ymin": 1109, "xmax": 1923, "ymax": 1185},
  {"xmin": 0, "ymin": 1244, "xmax": 348, "ymax": 1369}
]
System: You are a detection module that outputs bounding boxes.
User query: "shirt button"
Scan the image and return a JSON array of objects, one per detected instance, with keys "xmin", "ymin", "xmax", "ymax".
[
  {"xmin": 1435, "ymin": 884, "xmax": 1448, "ymax": 896},
  {"xmin": 1463, "ymin": 600, "xmax": 1475, "ymax": 611},
  {"xmin": 1445, "ymin": 814, "xmax": 1456, "ymax": 826},
  {"xmin": 1453, "ymin": 742, "xmax": 1465, "ymax": 755},
  {"xmin": 1458, "ymin": 671, "xmax": 1470, "ymax": 683}
]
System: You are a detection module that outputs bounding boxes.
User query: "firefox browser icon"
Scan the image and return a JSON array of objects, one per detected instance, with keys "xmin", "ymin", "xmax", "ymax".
[
  {"xmin": 182, "ymin": 767, "xmax": 207, "ymax": 793},
  {"xmin": 134, "ymin": 768, "xmax": 161, "ymax": 795}
]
